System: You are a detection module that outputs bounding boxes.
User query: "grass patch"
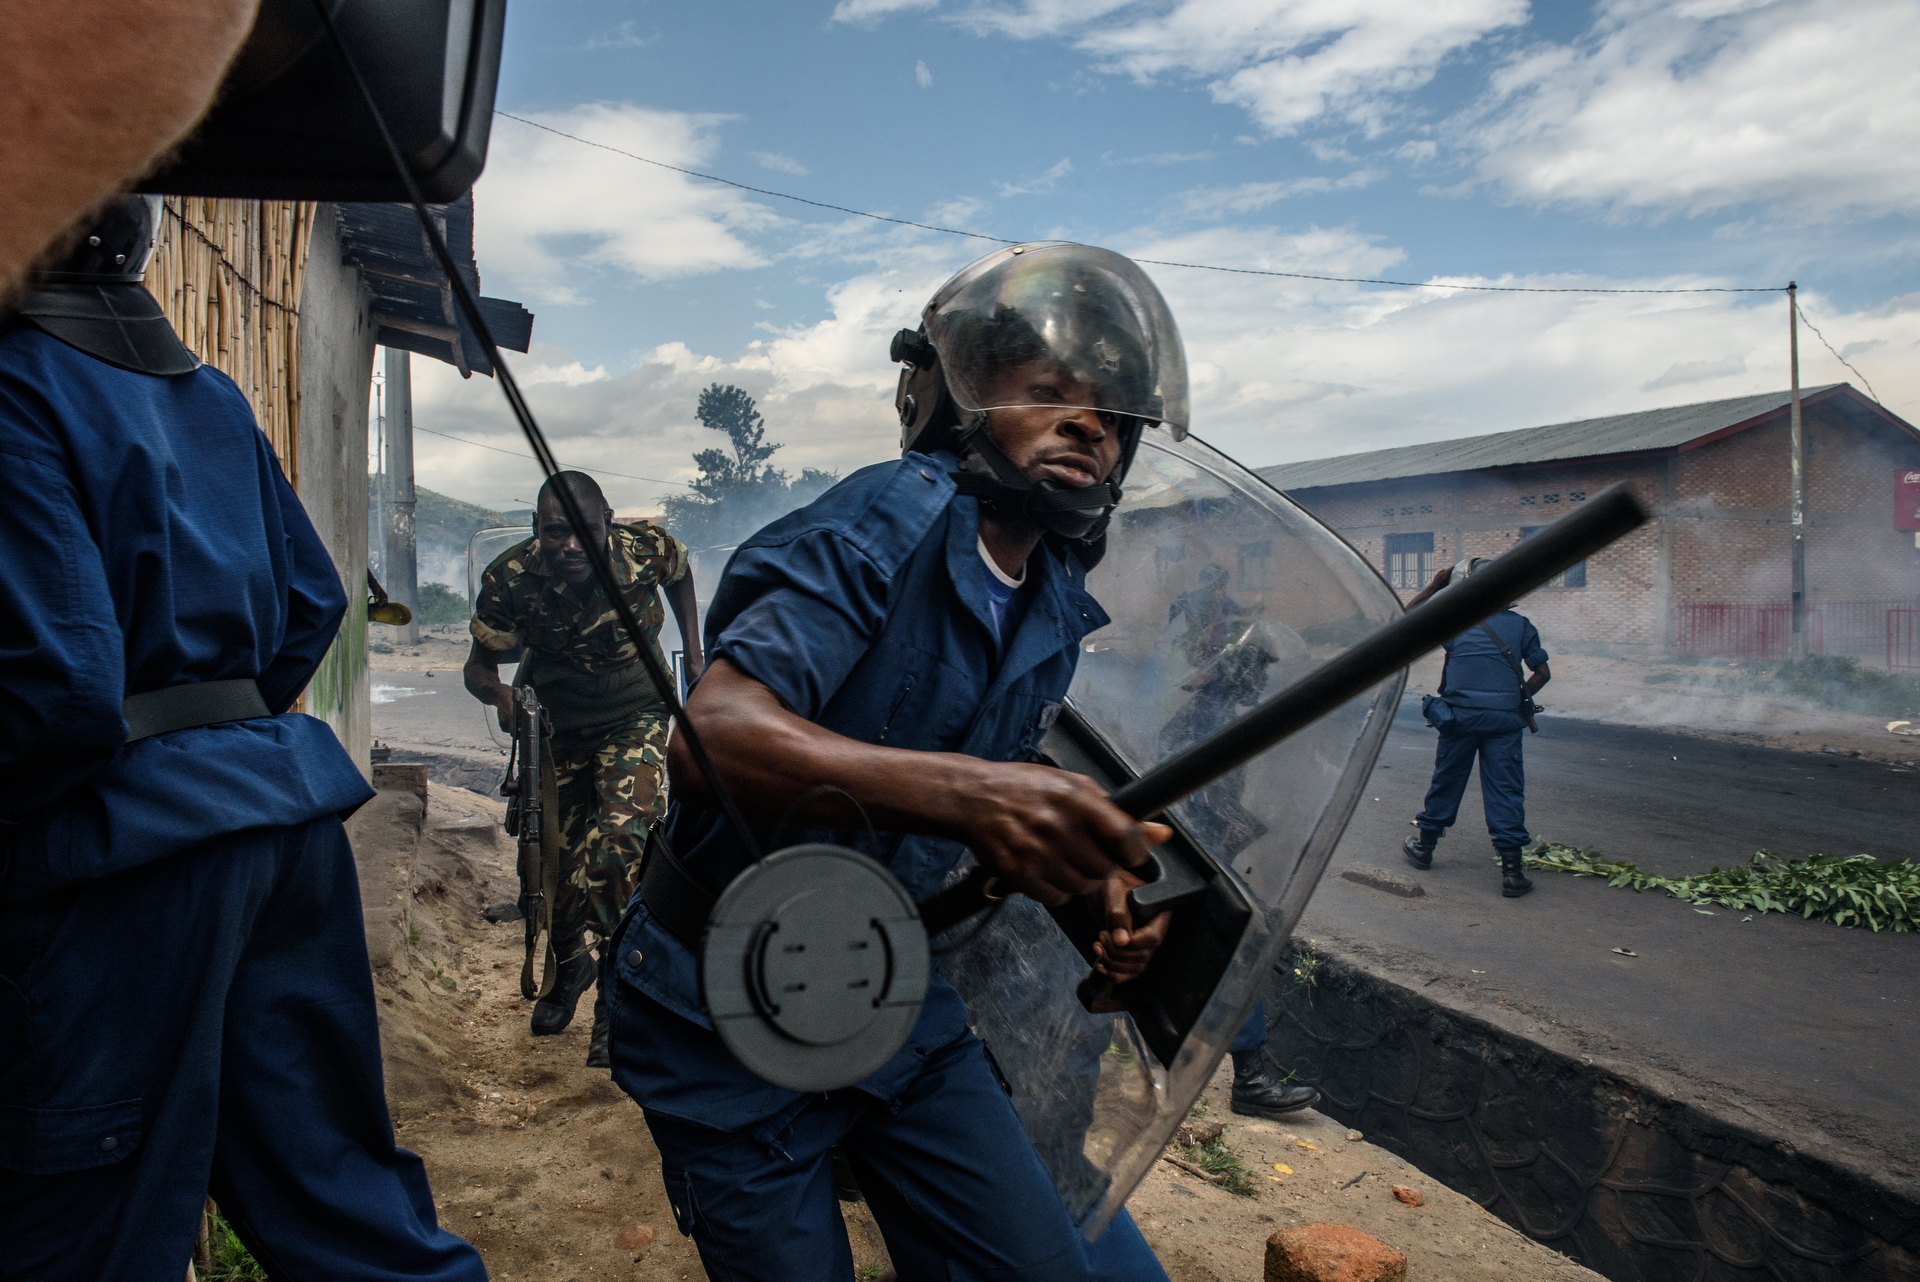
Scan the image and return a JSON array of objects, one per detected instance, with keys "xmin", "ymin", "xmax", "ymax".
[
  {"xmin": 1768, "ymin": 655, "xmax": 1920, "ymax": 715},
  {"xmin": 1180, "ymin": 1136, "xmax": 1259, "ymax": 1197},
  {"xmin": 203, "ymin": 1206, "xmax": 270, "ymax": 1280},
  {"xmin": 1528, "ymin": 841, "xmax": 1920, "ymax": 932}
]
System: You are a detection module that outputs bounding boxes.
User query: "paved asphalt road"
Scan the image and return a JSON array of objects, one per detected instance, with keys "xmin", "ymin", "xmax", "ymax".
[
  {"xmin": 376, "ymin": 681, "xmax": 1917, "ymax": 1170},
  {"xmin": 1305, "ymin": 701, "xmax": 1916, "ymax": 1173}
]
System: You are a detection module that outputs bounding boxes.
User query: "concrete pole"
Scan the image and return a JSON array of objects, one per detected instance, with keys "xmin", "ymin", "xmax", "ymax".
[
  {"xmin": 1789, "ymin": 282, "xmax": 1807, "ymax": 661},
  {"xmin": 383, "ymin": 346, "xmax": 419, "ymax": 645}
]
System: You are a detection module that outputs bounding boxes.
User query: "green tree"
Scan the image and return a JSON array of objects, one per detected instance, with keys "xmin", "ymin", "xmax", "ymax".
[{"xmin": 661, "ymin": 384, "xmax": 838, "ymax": 548}]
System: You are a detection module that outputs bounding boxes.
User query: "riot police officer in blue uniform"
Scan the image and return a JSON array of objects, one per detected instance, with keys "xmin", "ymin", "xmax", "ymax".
[
  {"xmin": 606, "ymin": 243, "xmax": 1186, "ymax": 1280},
  {"xmin": 1401, "ymin": 558, "xmax": 1552, "ymax": 897},
  {"xmin": 0, "ymin": 196, "xmax": 485, "ymax": 1281}
]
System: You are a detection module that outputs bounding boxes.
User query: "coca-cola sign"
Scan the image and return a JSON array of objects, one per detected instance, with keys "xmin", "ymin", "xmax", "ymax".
[{"xmin": 1898, "ymin": 469, "xmax": 1920, "ymax": 531}]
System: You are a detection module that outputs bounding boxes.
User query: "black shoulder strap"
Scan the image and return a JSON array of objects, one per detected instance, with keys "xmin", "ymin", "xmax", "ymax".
[{"xmin": 1477, "ymin": 620, "xmax": 1528, "ymax": 704}]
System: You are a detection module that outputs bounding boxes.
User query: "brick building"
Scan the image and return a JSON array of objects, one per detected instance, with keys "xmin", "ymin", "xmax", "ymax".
[{"xmin": 1256, "ymin": 385, "xmax": 1920, "ymax": 659}]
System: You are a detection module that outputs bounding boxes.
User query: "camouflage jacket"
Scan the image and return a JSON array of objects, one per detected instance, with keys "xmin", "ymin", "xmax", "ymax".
[{"xmin": 471, "ymin": 522, "xmax": 690, "ymax": 734}]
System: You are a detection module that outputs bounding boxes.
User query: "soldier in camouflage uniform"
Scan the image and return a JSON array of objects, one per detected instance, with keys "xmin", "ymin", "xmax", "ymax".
[{"xmin": 463, "ymin": 470, "xmax": 701, "ymax": 1065}]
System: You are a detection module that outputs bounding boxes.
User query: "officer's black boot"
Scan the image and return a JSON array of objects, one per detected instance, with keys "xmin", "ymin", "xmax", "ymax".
[
  {"xmin": 530, "ymin": 940, "xmax": 597, "ymax": 1036},
  {"xmin": 1499, "ymin": 847, "xmax": 1533, "ymax": 898},
  {"xmin": 1402, "ymin": 825, "xmax": 1440, "ymax": 871},
  {"xmin": 1229, "ymin": 1051, "xmax": 1319, "ymax": 1119},
  {"xmin": 584, "ymin": 988, "xmax": 610, "ymax": 1068}
]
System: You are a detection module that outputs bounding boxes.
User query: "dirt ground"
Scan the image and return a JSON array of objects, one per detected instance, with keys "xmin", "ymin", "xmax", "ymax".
[
  {"xmin": 360, "ymin": 779, "xmax": 1603, "ymax": 1282},
  {"xmin": 1406, "ymin": 650, "xmax": 1920, "ymax": 764}
]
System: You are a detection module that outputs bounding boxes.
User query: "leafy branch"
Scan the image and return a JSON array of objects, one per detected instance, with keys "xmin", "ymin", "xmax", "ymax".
[{"xmin": 1526, "ymin": 841, "xmax": 1919, "ymax": 933}]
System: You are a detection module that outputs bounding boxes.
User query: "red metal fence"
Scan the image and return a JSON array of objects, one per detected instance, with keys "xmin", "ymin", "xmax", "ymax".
[
  {"xmin": 1676, "ymin": 603, "xmax": 1812, "ymax": 661},
  {"xmin": 1892, "ymin": 609, "xmax": 1920, "ymax": 671},
  {"xmin": 1678, "ymin": 599, "xmax": 1920, "ymax": 663}
]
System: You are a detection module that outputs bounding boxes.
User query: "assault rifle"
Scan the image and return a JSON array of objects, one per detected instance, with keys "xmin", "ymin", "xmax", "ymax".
[{"xmin": 501, "ymin": 686, "xmax": 557, "ymax": 1000}]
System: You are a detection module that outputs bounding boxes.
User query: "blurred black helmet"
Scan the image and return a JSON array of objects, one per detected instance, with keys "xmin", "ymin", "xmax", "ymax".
[
  {"xmin": 41, "ymin": 195, "xmax": 164, "ymax": 285},
  {"xmin": 13, "ymin": 195, "xmax": 195, "ymax": 376}
]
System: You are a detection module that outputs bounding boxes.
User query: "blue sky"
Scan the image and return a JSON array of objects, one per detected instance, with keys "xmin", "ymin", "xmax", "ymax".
[{"xmin": 406, "ymin": 0, "xmax": 1920, "ymax": 516}]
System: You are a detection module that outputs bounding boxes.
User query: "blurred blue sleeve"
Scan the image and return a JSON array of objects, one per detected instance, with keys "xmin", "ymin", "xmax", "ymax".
[{"xmin": 0, "ymin": 446, "xmax": 129, "ymax": 827}]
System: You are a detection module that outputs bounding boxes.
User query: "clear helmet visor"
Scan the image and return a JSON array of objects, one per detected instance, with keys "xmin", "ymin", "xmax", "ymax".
[{"xmin": 924, "ymin": 242, "xmax": 1189, "ymax": 439}]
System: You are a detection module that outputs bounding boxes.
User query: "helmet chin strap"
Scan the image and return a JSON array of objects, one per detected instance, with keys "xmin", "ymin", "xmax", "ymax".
[{"xmin": 947, "ymin": 415, "xmax": 1126, "ymax": 543}]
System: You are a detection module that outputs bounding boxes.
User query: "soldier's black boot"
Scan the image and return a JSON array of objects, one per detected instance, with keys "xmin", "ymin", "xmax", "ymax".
[
  {"xmin": 1229, "ymin": 1052, "xmax": 1319, "ymax": 1119},
  {"xmin": 1402, "ymin": 825, "xmax": 1439, "ymax": 871},
  {"xmin": 585, "ymin": 988, "xmax": 610, "ymax": 1068},
  {"xmin": 1499, "ymin": 847, "xmax": 1533, "ymax": 898},
  {"xmin": 530, "ymin": 941, "xmax": 596, "ymax": 1036}
]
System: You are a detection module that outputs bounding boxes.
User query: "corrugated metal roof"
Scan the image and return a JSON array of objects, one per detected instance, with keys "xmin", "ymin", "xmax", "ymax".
[
  {"xmin": 1256, "ymin": 386, "xmax": 1846, "ymax": 490},
  {"xmin": 335, "ymin": 194, "xmax": 532, "ymax": 378}
]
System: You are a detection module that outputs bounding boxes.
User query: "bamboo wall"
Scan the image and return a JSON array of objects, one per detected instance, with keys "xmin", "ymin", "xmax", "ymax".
[{"xmin": 141, "ymin": 197, "xmax": 315, "ymax": 485}]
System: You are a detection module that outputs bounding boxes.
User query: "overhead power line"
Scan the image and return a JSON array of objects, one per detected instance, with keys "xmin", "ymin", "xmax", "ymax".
[
  {"xmin": 1794, "ymin": 301, "xmax": 1881, "ymax": 404},
  {"xmin": 413, "ymin": 423, "xmax": 694, "ymax": 487},
  {"xmin": 494, "ymin": 111, "xmax": 1785, "ymax": 297}
]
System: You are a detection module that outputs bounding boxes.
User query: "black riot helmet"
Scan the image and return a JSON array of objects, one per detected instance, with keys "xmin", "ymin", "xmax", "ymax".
[
  {"xmin": 13, "ymin": 195, "xmax": 196, "ymax": 376},
  {"xmin": 41, "ymin": 194, "xmax": 165, "ymax": 283},
  {"xmin": 893, "ymin": 242, "xmax": 1188, "ymax": 546}
]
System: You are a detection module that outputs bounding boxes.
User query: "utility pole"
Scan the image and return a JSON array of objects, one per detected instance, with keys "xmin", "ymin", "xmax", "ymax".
[
  {"xmin": 372, "ymin": 364, "xmax": 386, "ymax": 585},
  {"xmin": 383, "ymin": 346, "xmax": 420, "ymax": 645},
  {"xmin": 1788, "ymin": 282, "xmax": 1807, "ymax": 661}
]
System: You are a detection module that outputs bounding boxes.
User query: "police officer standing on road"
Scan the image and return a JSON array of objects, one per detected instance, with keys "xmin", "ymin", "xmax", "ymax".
[
  {"xmin": 605, "ymin": 242, "xmax": 1181, "ymax": 1280},
  {"xmin": 1402, "ymin": 558, "xmax": 1552, "ymax": 897},
  {"xmin": 0, "ymin": 196, "xmax": 485, "ymax": 1280},
  {"xmin": 464, "ymin": 470, "xmax": 702, "ymax": 1065}
]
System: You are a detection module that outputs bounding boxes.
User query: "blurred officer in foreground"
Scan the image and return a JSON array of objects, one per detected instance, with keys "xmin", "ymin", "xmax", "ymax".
[
  {"xmin": 1401, "ymin": 558, "xmax": 1552, "ymax": 897},
  {"xmin": 0, "ymin": 196, "xmax": 485, "ymax": 1281},
  {"xmin": 0, "ymin": 0, "xmax": 259, "ymax": 300},
  {"xmin": 465, "ymin": 471, "xmax": 701, "ymax": 1064}
]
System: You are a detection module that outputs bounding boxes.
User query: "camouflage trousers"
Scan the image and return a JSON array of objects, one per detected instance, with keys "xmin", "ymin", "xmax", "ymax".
[{"xmin": 548, "ymin": 712, "xmax": 668, "ymax": 956}]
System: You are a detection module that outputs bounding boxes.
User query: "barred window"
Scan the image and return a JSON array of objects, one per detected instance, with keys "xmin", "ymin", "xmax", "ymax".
[{"xmin": 1385, "ymin": 532, "xmax": 1435, "ymax": 591}]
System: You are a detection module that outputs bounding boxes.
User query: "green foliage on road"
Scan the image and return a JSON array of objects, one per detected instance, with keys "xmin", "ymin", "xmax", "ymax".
[
  {"xmin": 1527, "ymin": 841, "xmax": 1919, "ymax": 932},
  {"xmin": 1184, "ymin": 1135, "xmax": 1259, "ymax": 1197}
]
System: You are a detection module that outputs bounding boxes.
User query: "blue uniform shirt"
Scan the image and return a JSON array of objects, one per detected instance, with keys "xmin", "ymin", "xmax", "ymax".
[
  {"xmin": 616, "ymin": 451, "xmax": 1110, "ymax": 1132},
  {"xmin": 1437, "ymin": 609, "xmax": 1548, "ymax": 712},
  {"xmin": 0, "ymin": 326, "xmax": 373, "ymax": 900}
]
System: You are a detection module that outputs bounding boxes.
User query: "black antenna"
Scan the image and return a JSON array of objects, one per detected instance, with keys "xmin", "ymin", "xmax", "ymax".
[{"xmin": 312, "ymin": 0, "xmax": 761, "ymax": 861}]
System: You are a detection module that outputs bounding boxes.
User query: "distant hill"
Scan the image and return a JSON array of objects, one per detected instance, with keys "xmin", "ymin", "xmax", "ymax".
[{"xmin": 371, "ymin": 485, "xmax": 523, "ymax": 590}]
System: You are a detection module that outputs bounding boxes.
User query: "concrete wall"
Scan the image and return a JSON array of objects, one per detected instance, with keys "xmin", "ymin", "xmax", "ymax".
[{"xmin": 296, "ymin": 202, "xmax": 377, "ymax": 775}]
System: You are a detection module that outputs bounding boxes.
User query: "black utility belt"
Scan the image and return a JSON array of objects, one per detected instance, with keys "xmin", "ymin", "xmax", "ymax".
[
  {"xmin": 123, "ymin": 678, "xmax": 269, "ymax": 743},
  {"xmin": 636, "ymin": 827, "xmax": 718, "ymax": 947}
]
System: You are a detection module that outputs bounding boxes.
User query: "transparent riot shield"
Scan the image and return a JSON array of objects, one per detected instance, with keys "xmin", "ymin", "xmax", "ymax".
[{"xmin": 935, "ymin": 432, "xmax": 1403, "ymax": 1237}]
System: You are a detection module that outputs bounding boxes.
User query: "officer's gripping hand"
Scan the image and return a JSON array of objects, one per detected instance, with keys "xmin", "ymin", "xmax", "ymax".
[
  {"xmin": 962, "ymin": 765, "xmax": 1172, "ymax": 908},
  {"xmin": 1092, "ymin": 854, "xmax": 1174, "ymax": 983}
]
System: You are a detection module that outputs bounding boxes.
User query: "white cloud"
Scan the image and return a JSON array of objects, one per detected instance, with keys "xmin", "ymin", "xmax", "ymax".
[
  {"xmin": 406, "ymin": 263, "xmax": 966, "ymax": 519},
  {"xmin": 475, "ymin": 105, "xmax": 777, "ymax": 304},
  {"xmin": 1172, "ymin": 169, "xmax": 1381, "ymax": 215},
  {"xmin": 1459, "ymin": 0, "xmax": 1920, "ymax": 220},
  {"xmin": 916, "ymin": 59, "xmax": 935, "ymax": 88},
  {"xmin": 581, "ymin": 21, "xmax": 652, "ymax": 50},
  {"xmin": 752, "ymin": 151, "xmax": 809, "ymax": 176},
  {"xmin": 959, "ymin": 0, "xmax": 1525, "ymax": 136},
  {"xmin": 996, "ymin": 156, "xmax": 1073, "ymax": 197},
  {"xmin": 832, "ymin": 0, "xmax": 939, "ymax": 22},
  {"xmin": 1117, "ymin": 233, "xmax": 1920, "ymax": 466}
]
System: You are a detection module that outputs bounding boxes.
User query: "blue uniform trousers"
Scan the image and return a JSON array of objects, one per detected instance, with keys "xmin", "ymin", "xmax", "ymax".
[
  {"xmin": 0, "ymin": 817, "xmax": 486, "ymax": 1282},
  {"xmin": 1230, "ymin": 1003, "xmax": 1267, "ymax": 1056},
  {"xmin": 1414, "ymin": 708, "xmax": 1531, "ymax": 850},
  {"xmin": 611, "ymin": 987, "xmax": 1165, "ymax": 1282}
]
